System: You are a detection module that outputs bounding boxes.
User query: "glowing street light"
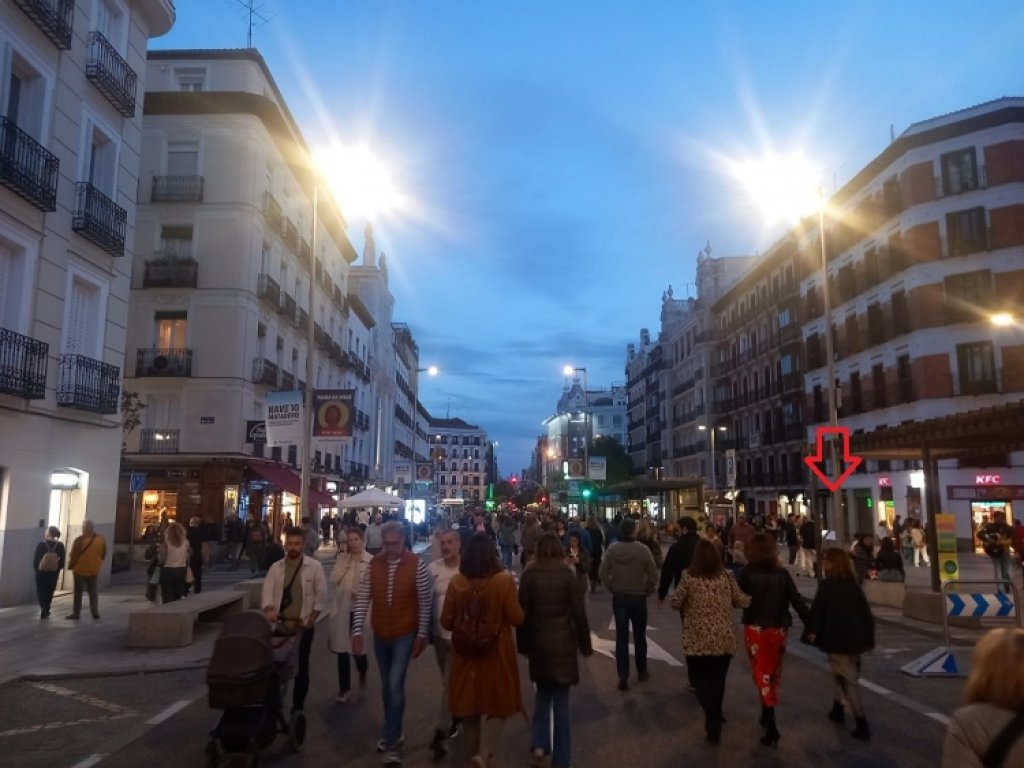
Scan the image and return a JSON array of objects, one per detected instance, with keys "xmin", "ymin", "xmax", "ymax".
[
  {"xmin": 991, "ymin": 313, "xmax": 1015, "ymax": 327},
  {"xmin": 314, "ymin": 142, "xmax": 404, "ymax": 221}
]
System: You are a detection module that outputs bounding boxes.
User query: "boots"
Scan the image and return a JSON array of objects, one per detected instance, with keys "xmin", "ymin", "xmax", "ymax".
[
  {"xmin": 827, "ymin": 700, "xmax": 845, "ymax": 724},
  {"xmin": 429, "ymin": 729, "xmax": 447, "ymax": 760},
  {"xmin": 851, "ymin": 717, "xmax": 871, "ymax": 741},
  {"xmin": 759, "ymin": 704, "xmax": 770, "ymax": 727},
  {"xmin": 760, "ymin": 706, "xmax": 779, "ymax": 747}
]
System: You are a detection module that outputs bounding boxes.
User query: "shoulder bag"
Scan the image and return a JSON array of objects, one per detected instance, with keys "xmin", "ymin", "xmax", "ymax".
[{"xmin": 982, "ymin": 710, "xmax": 1024, "ymax": 768}]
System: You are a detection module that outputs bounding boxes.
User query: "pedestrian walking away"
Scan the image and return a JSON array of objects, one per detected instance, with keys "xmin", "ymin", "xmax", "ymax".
[
  {"xmin": 671, "ymin": 539, "xmax": 751, "ymax": 744},
  {"xmin": 797, "ymin": 516, "xmax": 818, "ymax": 578},
  {"xmin": 978, "ymin": 512, "xmax": 1014, "ymax": 592},
  {"xmin": 911, "ymin": 520, "xmax": 931, "ymax": 568},
  {"xmin": 66, "ymin": 519, "xmax": 106, "ymax": 620},
  {"xmin": 585, "ymin": 515, "xmax": 604, "ymax": 590},
  {"xmin": 804, "ymin": 547, "xmax": 876, "ymax": 742},
  {"xmin": 159, "ymin": 521, "xmax": 190, "ymax": 603},
  {"xmin": 33, "ymin": 526, "xmax": 66, "ymax": 619},
  {"xmin": 941, "ymin": 628, "xmax": 1024, "ymax": 768},
  {"xmin": 736, "ymin": 533, "xmax": 809, "ymax": 748},
  {"xmin": 261, "ymin": 526, "xmax": 327, "ymax": 714},
  {"xmin": 329, "ymin": 527, "xmax": 373, "ymax": 703},
  {"xmin": 599, "ymin": 517, "xmax": 658, "ymax": 691},
  {"xmin": 441, "ymin": 533, "xmax": 525, "ymax": 768},
  {"xmin": 427, "ymin": 529, "xmax": 463, "ymax": 760},
  {"xmin": 657, "ymin": 516, "xmax": 700, "ymax": 605},
  {"xmin": 519, "ymin": 532, "xmax": 592, "ymax": 768},
  {"xmin": 185, "ymin": 516, "xmax": 206, "ymax": 594},
  {"xmin": 352, "ymin": 520, "xmax": 432, "ymax": 767}
]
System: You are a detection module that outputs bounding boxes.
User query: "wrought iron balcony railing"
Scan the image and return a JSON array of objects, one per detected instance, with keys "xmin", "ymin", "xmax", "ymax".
[
  {"xmin": 355, "ymin": 408, "xmax": 371, "ymax": 431},
  {"xmin": 57, "ymin": 353, "xmax": 119, "ymax": 414},
  {"xmin": 0, "ymin": 116, "xmax": 59, "ymax": 211},
  {"xmin": 280, "ymin": 370, "xmax": 295, "ymax": 390},
  {"xmin": 277, "ymin": 292, "xmax": 296, "ymax": 318},
  {"xmin": 142, "ymin": 258, "xmax": 198, "ymax": 288},
  {"xmin": 262, "ymin": 191, "xmax": 282, "ymax": 230},
  {"xmin": 257, "ymin": 273, "xmax": 280, "ymax": 306},
  {"xmin": 0, "ymin": 327, "xmax": 48, "ymax": 399},
  {"xmin": 136, "ymin": 348, "xmax": 193, "ymax": 377},
  {"xmin": 151, "ymin": 175, "xmax": 204, "ymax": 202},
  {"xmin": 72, "ymin": 182, "xmax": 126, "ymax": 257},
  {"xmin": 85, "ymin": 31, "xmax": 137, "ymax": 117},
  {"xmin": 252, "ymin": 357, "xmax": 280, "ymax": 388},
  {"xmin": 282, "ymin": 219, "xmax": 299, "ymax": 253},
  {"xmin": 13, "ymin": 0, "xmax": 74, "ymax": 50},
  {"xmin": 140, "ymin": 428, "xmax": 179, "ymax": 453}
]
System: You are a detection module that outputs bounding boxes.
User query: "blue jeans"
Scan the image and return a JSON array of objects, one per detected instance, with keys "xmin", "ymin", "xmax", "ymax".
[
  {"xmin": 500, "ymin": 545, "xmax": 514, "ymax": 570},
  {"xmin": 611, "ymin": 593, "xmax": 648, "ymax": 681},
  {"xmin": 374, "ymin": 632, "xmax": 416, "ymax": 748},
  {"xmin": 993, "ymin": 551, "xmax": 1012, "ymax": 592},
  {"xmin": 532, "ymin": 683, "xmax": 571, "ymax": 768}
]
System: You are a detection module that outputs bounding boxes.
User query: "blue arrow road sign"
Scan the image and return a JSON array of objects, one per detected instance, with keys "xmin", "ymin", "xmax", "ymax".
[
  {"xmin": 971, "ymin": 594, "xmax": 989, "ymax": 617},
  {"xmin": 946, "ymin": 594, "xmax": 965, "ymax": 617},
  {"xmin": 995, "ymin": 592, "xmax": 1014, "ymax": 617},
  {"xmin": 947, "ymin": 593, "xmax": 1015, "ymax": 618}
]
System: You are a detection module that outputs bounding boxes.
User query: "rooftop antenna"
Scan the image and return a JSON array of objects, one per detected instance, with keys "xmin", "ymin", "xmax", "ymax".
[
  {"xmin": 446, "ymin": 396, "xmax": 451, "ymax": 419},
  {"xmin": 231, "ymin": 0, "xmax": 273, "ymax": 48}
]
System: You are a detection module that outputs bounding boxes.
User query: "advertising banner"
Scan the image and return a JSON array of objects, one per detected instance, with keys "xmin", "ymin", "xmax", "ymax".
[
  {"xmin": 565, "ymin": 458, "xmax": 585, "ymax": 479},
  {"xmin": 415, "ymin": 462, "xmax": 434, "ymax": 483},
  {"xmin": 395, "ymin": 461, "xmax": 412, "ymax": 485},
  {"xmin": 935, "ymin": 512, "xmax": 959, "ymax": 583},
  {"xmin": 725, "ymin": 449, "xmax": 737, "ymax": 488},
  {"xmin": 312, "ymin": 389, "xmax": 355, "ymax": 439},
  {"xmin": 245, "ymin": 420, "xmax": 266, "ymax": 444},
  {"xmin": 266, "ymin": 390, "xmax": 303, "ymax": 447},
  {"xmin": 587, "ymin": 456, "xmax": 607, "ymax": 481}
]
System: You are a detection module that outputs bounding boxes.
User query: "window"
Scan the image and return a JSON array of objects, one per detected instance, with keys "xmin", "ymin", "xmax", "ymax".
[
  {"xmin": 166, "ymin": 141, "xmax": 199, "ymax": 176},
  {"xmin": 957, "ymin": 342, "xmax": 996, "ymax": 395},
  {"xmin": 891, "ymin": 290, "xmax": 909, "ymax": 335},
  {"xmin": 0, "ymin": 226, "xmax": 37, "ymax": 333},
  {"xmin": 897, "ymin": 354, "xmax": 914, "ymax": 402},
  {"xmin": 863, "ymin": 249, "xmax": 879, "ymax": 286},
  {"xmin": 944, "ymin": 270, "xmax": 992, "ymax": 324},
  {"xmin": 63, "ymin": 274, "xmax": 104, "ymax": 358},
  {"xmin": 849, "ymin": 372, "xmax": 863, "ymax": 414},
  {"xmin": 844, "ymin": 314, "xmax": 860, "ymax": 355},
  {"xmin": 871, "ymin": 363, "xmax": 886, "ymax": 409},
  {"xmin": 838, "ymin": 264, "xmax": 856, "ymax": 302},
  {"xmin": 174, "ymin": 68, "xmax": 206, "ymax": 92},
  {"xmin": 812, "ymin": 385, "xmax": 824, "ymax": 423},
  {"xmin": 867, "ymin": 303, "xmax": 884, "ymax": 345},
  {"xmin": 160, "ymin": 226, "xmax": 193, "ymax": 259},
  {"xmin": 4, "ymin": 47, "xmax": 51, "ymax": 140},
  {"xmin": 777, "ymin": 307, "xmax": 793, "ymax": 329},
  {"xmin": 155, "ymin": 311, "xmax": 187, "ymax": 348},
  {"xmin": 93, "ymin": 0, "xmax": 127, "ymax": 52},
  {"xmin": 941, "ymin": 147, "xmax": 979, "ymax": 196},
  {"xmin": 80, "ymin": 111, "xmax": 119, "ymax": 197},
  {"xmin": 946, "ymin": 207, "xmax": 988, "ymax": 257}
]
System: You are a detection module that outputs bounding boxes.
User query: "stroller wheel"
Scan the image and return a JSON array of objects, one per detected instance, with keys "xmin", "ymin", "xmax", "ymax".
[
  {"xmin": 203, "ymin": 740, "xmax": 220, "ymax": 768},
  {"xmin": 288, "ymin": 711, "xmax": 307, "ymax": 752}
]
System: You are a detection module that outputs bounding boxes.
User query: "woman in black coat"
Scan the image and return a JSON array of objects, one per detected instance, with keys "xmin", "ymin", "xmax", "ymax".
[
  {"xmin": 518, "ymin": 533, "xmax": 592, "ymax": 768},
  {"xmin": 805, "ymin": 547, "xmax": 876, "ymax": 742},
  {"xmin": 33, "ymin": 526, "xmax": 66, "ymax": 618},
  {"xmin": 737, "ymin": 534, "xmax": 809, "ymax": 747}
]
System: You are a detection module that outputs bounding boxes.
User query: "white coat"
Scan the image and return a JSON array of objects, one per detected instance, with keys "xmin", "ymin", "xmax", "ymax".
[{"xmin": 328, "ymin": 549, "xmax": 373, "ymax": 653}]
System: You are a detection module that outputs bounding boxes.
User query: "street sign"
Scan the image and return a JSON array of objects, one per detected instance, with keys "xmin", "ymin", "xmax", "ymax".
[
  {"xmin": 946, "ymin": 592, "xmax": 1014, "ymax": 618},
  {"xmin": 129, "ymin": 472, "xmax": 147, "ymax": 493},
  {"xmin": 901, "ymin": 646, "xmax": 968, "ymax": 678},
  {"xmin": 804, "ymin": 426, "xmax": 862, "ymax": 491},
  {"xmin": 935, "ymin": 513, "xmax": 959, "ymax": 583}
]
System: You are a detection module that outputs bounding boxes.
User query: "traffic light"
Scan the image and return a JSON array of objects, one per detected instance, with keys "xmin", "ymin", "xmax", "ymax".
[{"xmin": 581, "ymin": 485, "xmax": 592, "ymax": 500}]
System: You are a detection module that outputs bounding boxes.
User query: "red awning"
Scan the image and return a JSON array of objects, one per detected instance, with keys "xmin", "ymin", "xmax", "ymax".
[{"xmin": 248, "ymin": 462, "xmax": 336, "ymax": 508}]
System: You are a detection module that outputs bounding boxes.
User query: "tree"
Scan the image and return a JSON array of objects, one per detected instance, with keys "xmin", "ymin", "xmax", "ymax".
[
  {"xmin": 121, "ymin": 390, "xmax": 147, "ymax": 453},
  {"xmin": 589, "ymin": 436, "xmax": 633, "ymax": 484}
]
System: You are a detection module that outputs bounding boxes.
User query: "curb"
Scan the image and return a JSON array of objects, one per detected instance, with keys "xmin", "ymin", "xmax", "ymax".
[{"xmin": 17, "ymin": 661, "xmax": 210, "ymax": 683}]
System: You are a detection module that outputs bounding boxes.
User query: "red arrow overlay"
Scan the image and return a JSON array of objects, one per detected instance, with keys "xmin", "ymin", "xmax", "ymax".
[{"xmin": 804, "ymin": 426, "xmax": 862, "ymax": 492}]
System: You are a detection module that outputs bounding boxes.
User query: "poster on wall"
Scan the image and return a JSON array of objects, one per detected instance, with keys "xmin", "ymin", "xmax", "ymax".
[
  {"xmin": 588, "ymin": 456, "xmax": 607, "ymax": 481},
  {"xmin": 312, "ymin": 389, "xmax": 355, "ymax": 439},
  {"xmin": 395, "ymin": 461, "xmax": 412, "ymax": 485},
  {"xmin": 266, "ymin": 390, "xmax": 303, "ymax": 447}
]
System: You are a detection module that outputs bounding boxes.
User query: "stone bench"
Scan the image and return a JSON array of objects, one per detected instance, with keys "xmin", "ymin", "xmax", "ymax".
[
  {"xmin": 233, "ymin": 577, "xmax": 265, "ymax": 610},
  {"xmin": 128, "ymin": 591, "xmax": 246, "ymax": 648},
  {"xmin": 862, "ymin": 579, "xmax": 906, "ymax": 609}
]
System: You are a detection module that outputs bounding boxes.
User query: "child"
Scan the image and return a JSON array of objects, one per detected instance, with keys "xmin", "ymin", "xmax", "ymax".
[{"xmin": 804, "ymin": 548, "xmax": 875, "ymax": 741}]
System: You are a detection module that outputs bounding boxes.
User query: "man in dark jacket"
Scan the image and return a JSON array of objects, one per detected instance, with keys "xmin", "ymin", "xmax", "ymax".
[
  {"xmin": 783, "ymin": 514, "xmax": 799, "ymax": 565},
  {"xmin": 657, "ymin": 516, "xmax": 700, "ymax": 605},
  {"xmin": 798, "ymin": 517, "xmax": 819, "ymax": 578}
]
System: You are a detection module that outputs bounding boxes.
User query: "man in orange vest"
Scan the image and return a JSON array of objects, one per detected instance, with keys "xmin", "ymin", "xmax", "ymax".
[{"xmin": 352, "ymin": 520, "xmax": 431, "ymax": 767}]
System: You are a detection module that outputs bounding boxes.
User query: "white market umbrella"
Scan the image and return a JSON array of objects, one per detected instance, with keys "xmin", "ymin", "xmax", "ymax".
[{"xmin": 338, "ymin": 487, "xmax": 402, "ymax": 508}]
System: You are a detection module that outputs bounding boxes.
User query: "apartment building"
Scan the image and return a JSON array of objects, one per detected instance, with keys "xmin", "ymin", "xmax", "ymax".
[
  {"xmin": 0, "ymin": 0, "xmax": 174, "ymax": 604},
  {"xmin": 801, "ymin": 97, "xmax": 1024, "ymax": 547},
  {"xmin": 427, "ymin": 417, "xmax": 487, "ymax": 502},
  {"xmin": 541, "ymin": 378, "xmax": 627, "ymax": 484},
  {"xmin": 117, "ymin": 49, "xmax": 362, "ymax": 546},
  {"xmin": 625, "ymin": 328, "xmax": 662, "ymax": 476}
]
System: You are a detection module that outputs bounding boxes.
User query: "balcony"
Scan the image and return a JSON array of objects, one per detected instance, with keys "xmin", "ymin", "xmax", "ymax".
[
  {"xmin": 85, "ymin": 31, "xmax": 137, "ymax": 117},
  {"xmin": 0, "ymin": 116, "xmax": 59, "ymax": 211},
  {"xmin": 140, "ymin": 428, "xmax": 179, "ymax": 453},
  {"xmin": 262, "ymin": 191, "xmax": 282, "ymax": 231},
  {"xmin": 314, "ymin": 323, "xmax": 330, "ymax": 350},
  {"xmin": 783, "ymin": 423, "xmax": 804, "ymax": 442},
  {"xmin": 346, "ymin": 461, "xmax": 369, "ymax": 480},
  {"xmin": 136, "ymin": 348, "xmax": 192, "ymax": 377},
  {"xmin": 298, "ymin": 238, "xmax": 311, "ymax": 267},
  {"xmin": 713, "ymin": 397, "xmax": 735, "ymax": 412},
  {"xmin": 151, "ymin": 175, "xmax": 204, "ymax": 202},
  {"xmin": 0, "ymin": 327, "xmax": 48, "ymax": 399},
  {"xmin": 780, "ymin": 372, "xmax": 802, "ymax": 393},
  {"xmin": 143, "ymin": 258, "xmax": 198, "ymax": 288},
  {"xmin": 332, "ymin": 284, "xmax": 347, "ymax": 313},
  {"xmin": 72, "ymin": 182, "xmax": 126, "ymax": 257},
  {"xmin": 295, "ymin": 307, "xmax": 309, "ymax": 331},
  {"xmin": 252, "ymin": 357, "xmax": 280, "ymax": 388},
  {"xmin": 280, "ymin": 370, "xmax": 295, "ymax": 390},
  {"xmin": 14, "ymin": 0, "xmax": 74, "ymax": 50},
  {"xmin": 355, "ymin": 408, "xmax": 371, "ymax": 431},
  {"xmin": 282, "ymin": 219, "xmax": 299, "ymax": 253},
  {"xmin": 936, "ymin": 165, "xmax": 987, "ymax": 198},
  {"xmin": 277, "ymin": 292, "xmax": 296, "ymax": 319},
  {"xmin": 57, "ymin": 354, "xmax": 119, "ymax": 414},
  {"xmin": 257, "ymin": 273, "xmax": 281, "ymax": 307}
]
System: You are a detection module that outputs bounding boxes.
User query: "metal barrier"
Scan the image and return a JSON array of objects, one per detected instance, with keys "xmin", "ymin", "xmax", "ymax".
[{"xmin": 901, "ymin": 579, "xmax": 1021, "ymax": 678}]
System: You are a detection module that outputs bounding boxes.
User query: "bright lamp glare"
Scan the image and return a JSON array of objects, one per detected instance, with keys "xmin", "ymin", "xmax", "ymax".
[
  {"xmin": 315, "ymin": 143, "xmax": 403, "ymax": 220},
  {"xmin": 991, "ymin": 313, "xmax": 1015, "ymax": 327},
  {"xmin": 426, "ymin": 366, "xmax": 439, "ymax": 376},
  {"xmin": 729, "ymin": 151, "xmax": 823, "ymax": 224},
  {"xmin": 563, "ymin": 365, "xmax": 575, "ymax": 376}
]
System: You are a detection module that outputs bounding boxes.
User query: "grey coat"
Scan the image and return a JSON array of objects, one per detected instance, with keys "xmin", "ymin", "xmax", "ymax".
[
  {"xmin": 942, "ymin": 703, "xmax": 1024, "ymax": 768},
  {"xmin": 518, "ymin": 560, "xmax": 592, "ymax": 685}
]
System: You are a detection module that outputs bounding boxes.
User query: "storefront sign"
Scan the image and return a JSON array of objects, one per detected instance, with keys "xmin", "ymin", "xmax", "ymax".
[
  {"xmin": 312, "ymin": 389, "xmax": 355, "ymax": 439},
  {"xmin": 200, "ymin": 416, "xmax": 215, "ymax": 425},
  {"xmin": 975, "ymin": 474, "xmax": 1002, "ymax": 485},
  {"xmin": 245, "ymin": 420, "xmax": 266, "ymax": 444},
  {"xmin": 878, "ymin": 477, "xmax": 891, "ymax": 487},
  {"xmin": 266, "ymin": 390, "xmax": 303, "ymax": 447},
  {"xmin": 947, "ymin": 485, "xmax": 1024, "ymax": 501}
]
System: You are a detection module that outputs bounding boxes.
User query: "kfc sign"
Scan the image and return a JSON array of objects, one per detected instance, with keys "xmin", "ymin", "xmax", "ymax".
[
  {"xmin": 975, "ymin": 474, "xmax": 1002, "ymax": 486},
  {"xmin": 878, "ymin": 477, "xmax": 892, "ymax": 488}
]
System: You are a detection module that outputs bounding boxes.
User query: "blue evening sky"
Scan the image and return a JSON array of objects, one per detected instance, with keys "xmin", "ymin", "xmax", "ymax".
[{"xmin": 157, "ymin": 1, "xmax": 1024, "ymax": 476}]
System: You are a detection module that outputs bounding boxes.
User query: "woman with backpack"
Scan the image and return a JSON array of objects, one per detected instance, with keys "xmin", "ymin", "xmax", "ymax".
[
  {"xmin": 441, "ymin": 533, "xmax": 524, "ymax": 768},
  {"xmin": 33, "ymin": 526, "xmax": 65, "ymax": 619},
  {"xmin": 519, "ymin": 533, "xmax": 592, "ymax": 768}
]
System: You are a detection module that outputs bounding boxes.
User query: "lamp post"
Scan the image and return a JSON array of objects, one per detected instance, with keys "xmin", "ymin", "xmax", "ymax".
[
  {"xmin": 563, "ymin": 365, "xmax": 589, "ymax": 514},
  {"xmin": 410, "ymin": 365, "xmax": 438, "ymax": 513},
  {"xmin": 819, "ymin": 194, "xmax": 845, "ymax": 547},
  {"xmin": 698, "ymin": 424, "xmax": 728, "ymax": 493},
  {"xmin": 298, "ymin": 186, "xmax": 319, "ymax": 530}
]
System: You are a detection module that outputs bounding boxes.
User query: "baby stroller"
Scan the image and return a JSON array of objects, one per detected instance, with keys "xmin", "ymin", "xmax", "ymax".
[{"xmin": 204, "ymin": 612, "xmax": 306, "ymax": 767}]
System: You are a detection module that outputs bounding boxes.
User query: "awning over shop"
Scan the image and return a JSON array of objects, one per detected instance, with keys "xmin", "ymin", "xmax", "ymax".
[{"xmin": 248, "ymin": 462, "xmax": 336, "ymax": 507}]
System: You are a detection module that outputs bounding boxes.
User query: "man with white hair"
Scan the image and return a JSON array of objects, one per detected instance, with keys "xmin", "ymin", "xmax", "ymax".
[{"xmin": 66, "ymin": 520, "xmax": 106, "ymax": 620}]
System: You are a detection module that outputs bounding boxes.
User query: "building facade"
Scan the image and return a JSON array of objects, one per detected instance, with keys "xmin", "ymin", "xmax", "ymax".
[
  {"xmin": 0, "ymin": 0, "xmax": 175, "ymax": 605},
  {"xmin": 625, "ymin": 329, "xmax": 662, "ymax": 476},
  {"xmin": 541, "ymin": 379, "xmax": 627, "ymax": 487},
  {"xmin": 427, "ymin": 417, "xmax": 487, "ymax": 502}
]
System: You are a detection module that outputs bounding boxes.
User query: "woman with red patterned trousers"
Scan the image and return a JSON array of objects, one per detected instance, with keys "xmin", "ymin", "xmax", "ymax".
[{"xmin": 736, "ymin": 533, "xmax": 810, "ymax": 748}]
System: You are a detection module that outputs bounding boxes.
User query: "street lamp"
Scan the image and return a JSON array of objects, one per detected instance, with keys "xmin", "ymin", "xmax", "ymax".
[
  {"xmin": 410, "ymin": 365, "xmax": 439, "ymax": 507},
  {"xmin": 563, "ymin": 364, "xmax": 589, "ymax": 513},
  {"xmin": 817, "ymin": 189, "xmax": 844, "ymax": 546},
  {"xmin": 698, "ymin": 424, "xmax": 728, "ymax": 492},
  {"xmin": 991, "ymin": 313, "xmax": 1016, "ymax": 327}
]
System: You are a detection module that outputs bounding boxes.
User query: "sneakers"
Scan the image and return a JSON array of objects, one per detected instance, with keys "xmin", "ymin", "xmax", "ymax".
[
  {"xmin": 447, "ymin": 720, "xmax": 461, "ymax": 739},
  {"xmin": 376, "ymin": 736, "xmax": 404, "ymax": 752},
  {"xmin": 65, "ymin": 614, "xmax": 80, "ymax": 620},
  {"xmin": 381, "ymin": 751, "xmax": 402, "ymax": 766},
  {"xmin": 335, "ymin": 691, "xmax": 350, "ymax": 704}
]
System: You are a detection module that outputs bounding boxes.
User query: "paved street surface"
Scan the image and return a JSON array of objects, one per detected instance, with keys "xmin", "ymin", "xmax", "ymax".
[{"xmin": 0, "ymin": 546, "xmax": 1013, "ymax": 767}]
